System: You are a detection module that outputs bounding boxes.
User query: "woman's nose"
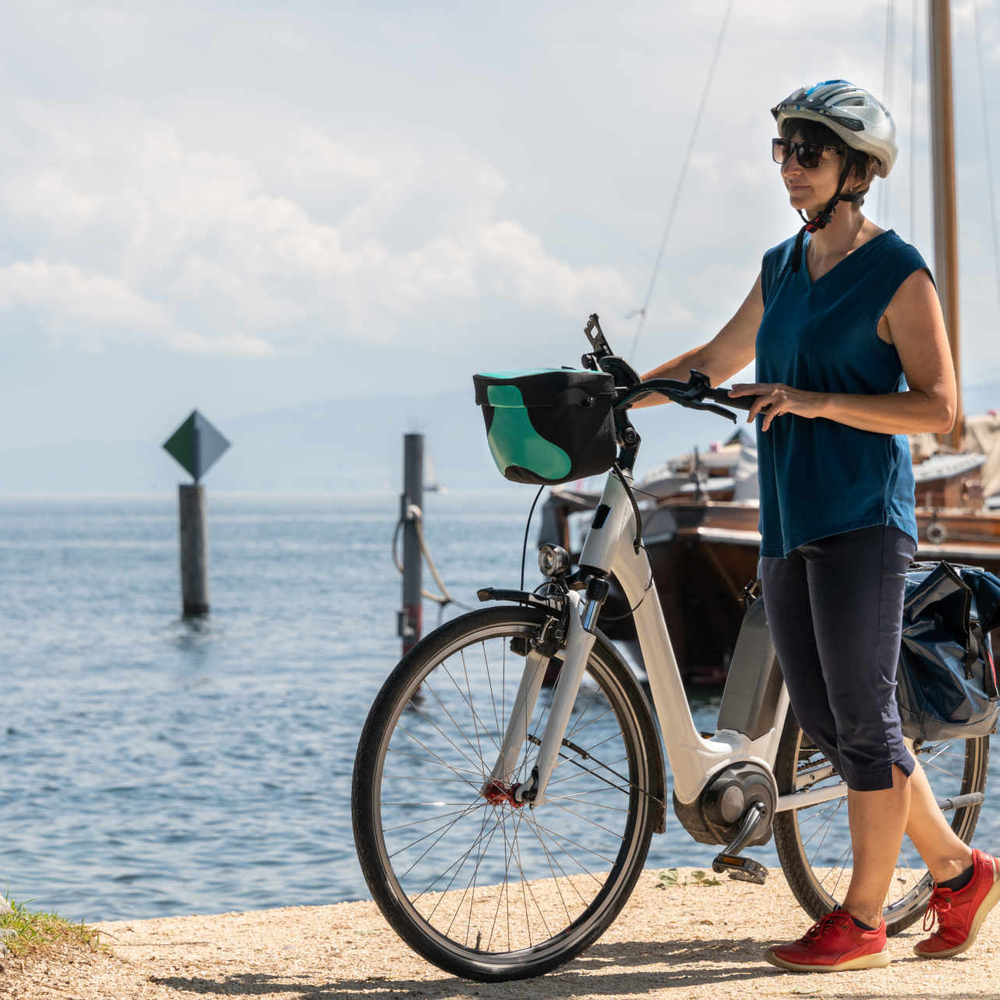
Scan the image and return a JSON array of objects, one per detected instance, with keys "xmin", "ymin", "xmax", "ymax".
[{"xmin": 781, "ymin": 152, "xmax": 803, "ymax": 175}]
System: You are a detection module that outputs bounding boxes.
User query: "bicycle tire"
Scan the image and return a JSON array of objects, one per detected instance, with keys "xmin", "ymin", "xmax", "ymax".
[
  {"xmin": 352, "ymin": 605, "xmax": 658, "ymax": 981},
  {"xmin": 773, "ymin": 710, "xmax": 989, "ymax": 936}
]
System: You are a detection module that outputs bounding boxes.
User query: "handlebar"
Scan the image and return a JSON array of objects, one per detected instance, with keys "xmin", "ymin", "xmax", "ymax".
[
  {"xmin": 579, "ymin": 313, "xmax": 758, "ymax": 426},
  {"xmin": 618, "ymin": 374, "xmax": 756, "ymax": 423}
]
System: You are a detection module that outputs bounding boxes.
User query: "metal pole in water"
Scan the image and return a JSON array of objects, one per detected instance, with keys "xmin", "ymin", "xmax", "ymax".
[
  {"xmin": 162, "ymin": 409, "xmax": 231, "ymax": 618},
  {"xmin": 179, "ymin": 483, "xmax": 210, "ymax": 614},
  {"xmin": 399, "ymin": 433, "xmax": 424, "ymax": 655}
]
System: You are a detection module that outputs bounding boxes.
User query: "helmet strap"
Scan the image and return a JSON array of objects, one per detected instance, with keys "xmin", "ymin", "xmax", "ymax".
[{"xmin": 790, "ymin": 161, "xmax": 854, "ymax": 272}]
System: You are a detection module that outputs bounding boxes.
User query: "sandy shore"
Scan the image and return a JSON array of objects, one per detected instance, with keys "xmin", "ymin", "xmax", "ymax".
[{"xmin": 2, "ymin": 868, "xmax": 997, "ymax": 999}]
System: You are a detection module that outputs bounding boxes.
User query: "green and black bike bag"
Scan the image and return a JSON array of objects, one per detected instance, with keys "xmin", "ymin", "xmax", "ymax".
[{"xmin": 472, "ymin": 368, "xmax": 616, "ymax": 485}]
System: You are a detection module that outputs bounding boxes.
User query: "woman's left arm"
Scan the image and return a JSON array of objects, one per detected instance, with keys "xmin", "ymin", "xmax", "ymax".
[{"xmin": 729, "ymin": 269, "xmax": 957, "ymax": 434}]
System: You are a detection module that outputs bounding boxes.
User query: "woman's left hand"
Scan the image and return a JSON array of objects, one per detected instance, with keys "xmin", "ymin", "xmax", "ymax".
[{"xmin": 728, "ymin": 383, "xmax": 827, "ymax": 431}]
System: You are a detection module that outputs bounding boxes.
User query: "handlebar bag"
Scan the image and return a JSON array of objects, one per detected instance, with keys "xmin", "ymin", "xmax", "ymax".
[
  {"xmin": 896, "ymin": 561, "xmax": 1000, "ymax": 741},
  {"xmin": 472, "ymin": 369, "xmax": 616, "ymax": 485}
]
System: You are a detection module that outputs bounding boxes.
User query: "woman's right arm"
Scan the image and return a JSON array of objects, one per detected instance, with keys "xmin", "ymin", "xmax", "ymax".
[{"xmin": 631, "ymin": 273, "xmax": 764, "ymax": 407}]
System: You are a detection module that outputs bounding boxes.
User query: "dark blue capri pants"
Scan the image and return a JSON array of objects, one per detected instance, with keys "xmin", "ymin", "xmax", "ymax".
[{"xmin": 760, "ymin": 524, "xmax": 917, "ymax": 792}]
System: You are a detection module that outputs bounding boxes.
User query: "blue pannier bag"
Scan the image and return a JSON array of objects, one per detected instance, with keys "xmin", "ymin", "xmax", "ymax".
[{"xmin": 896, "ymin": 561, "xmax": 1000, "ymax": 742}]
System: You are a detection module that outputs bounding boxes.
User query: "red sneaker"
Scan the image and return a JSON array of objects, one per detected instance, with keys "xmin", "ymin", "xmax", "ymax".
[
  {"xmin": 915, "ymin": 848, "xmax": 1000, "ymax": 959},
  {"xmin": 765, "ymin": 909, "xmax": 889, "ymax": 972}
]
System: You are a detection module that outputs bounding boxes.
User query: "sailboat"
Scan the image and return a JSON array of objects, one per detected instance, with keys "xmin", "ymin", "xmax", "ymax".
[
  {"xmin": 540, "ymin": 2, "xmax": 1000, "ymax": 684},
  {"xmin": 424, "ymin": 452, "xmax": 447, "ymax": 494}
]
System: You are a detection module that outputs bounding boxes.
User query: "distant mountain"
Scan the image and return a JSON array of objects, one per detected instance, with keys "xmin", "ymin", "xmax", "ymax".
[{"xmin": 3, "ymin": 379, "xmax": 998, "ymax": 493}]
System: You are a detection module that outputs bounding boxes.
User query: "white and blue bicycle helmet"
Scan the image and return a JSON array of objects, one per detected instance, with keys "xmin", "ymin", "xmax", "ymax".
[{"xmin": 771, "ymin": 79, "xmax": 898, "ymax": 177}]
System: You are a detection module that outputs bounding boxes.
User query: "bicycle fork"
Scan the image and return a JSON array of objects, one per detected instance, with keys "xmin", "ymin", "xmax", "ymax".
[{"xmin": 484, "ymin": 588, "xmax": 604, "ymax": 806}]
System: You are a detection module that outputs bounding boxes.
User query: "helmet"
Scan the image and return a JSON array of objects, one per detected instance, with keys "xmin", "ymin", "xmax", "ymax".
[{"xmin": 771, "ymin": 80, "xmax": 898, "ymax": 177}]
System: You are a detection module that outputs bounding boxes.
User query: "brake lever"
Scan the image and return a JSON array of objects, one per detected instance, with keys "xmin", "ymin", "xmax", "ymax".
[
  {"xmin": 683, "ymin": 399, "xmax": 738, "ymax": 423},
  {"xmin": 615, "ymin": 387, "xmax": 655, "ymax": 410}
]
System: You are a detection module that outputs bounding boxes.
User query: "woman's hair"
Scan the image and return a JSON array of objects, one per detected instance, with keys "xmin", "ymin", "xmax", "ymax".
[{"xmin": 779, "ymin": 117, "xmax": 875, "ymax": 201}]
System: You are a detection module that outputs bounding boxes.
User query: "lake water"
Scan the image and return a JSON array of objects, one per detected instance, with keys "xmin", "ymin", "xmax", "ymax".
[{"xmin": 1, "ymin": 492, "xmax": 997, "ymax": 923}]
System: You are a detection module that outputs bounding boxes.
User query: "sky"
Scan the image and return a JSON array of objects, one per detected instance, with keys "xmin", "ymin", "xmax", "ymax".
[{"xmin": 1, "ymin": 0, "xmax": 999, "ymax": 464}]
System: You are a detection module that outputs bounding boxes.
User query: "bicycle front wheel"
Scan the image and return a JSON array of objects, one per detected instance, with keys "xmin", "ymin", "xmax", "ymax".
[
  {"xmin": 352, "ymin": 605, "xmax": 658, "ymax": 981},
  {"xmin": 773, "ymin": 711, "xmax": 989, "ymax": 935}
]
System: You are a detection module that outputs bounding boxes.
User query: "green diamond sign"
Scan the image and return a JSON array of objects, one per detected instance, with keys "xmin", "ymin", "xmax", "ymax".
[{"xmin": 163, "ymin": 410, "xmax": 231, "ymax": 482}]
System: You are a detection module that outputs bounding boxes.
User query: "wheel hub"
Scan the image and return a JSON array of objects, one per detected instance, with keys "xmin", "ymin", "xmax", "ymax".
[{"xmin": 482, "ymin": 780, "xmax": 525, "ymax": 807}]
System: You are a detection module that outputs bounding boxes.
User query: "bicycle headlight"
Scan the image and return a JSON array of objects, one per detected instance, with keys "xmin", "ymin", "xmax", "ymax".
[{"xmin": 537, "ymin": 544, "xmax": 569, "ymax": 578}]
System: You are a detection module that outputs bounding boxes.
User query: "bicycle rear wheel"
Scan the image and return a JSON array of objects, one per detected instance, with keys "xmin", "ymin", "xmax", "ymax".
[
  {"xmin": 774, "ymin": 711, "xmax": 989, "ymax": 935},
  {"xmin": 352, "ymin": 605, "xmax": 659, "ymax": 981}
]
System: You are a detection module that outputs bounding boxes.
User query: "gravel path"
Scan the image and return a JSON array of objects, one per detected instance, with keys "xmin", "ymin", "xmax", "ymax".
[{"xmin": 2, "ymin": 869, "xmax": 997, "ymax": 999}]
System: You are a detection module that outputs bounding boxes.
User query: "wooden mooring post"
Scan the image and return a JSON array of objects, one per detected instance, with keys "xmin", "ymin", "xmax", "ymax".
[{"xmin": 398, "ymin": 433, "xmax": 424, "ymax": 655}]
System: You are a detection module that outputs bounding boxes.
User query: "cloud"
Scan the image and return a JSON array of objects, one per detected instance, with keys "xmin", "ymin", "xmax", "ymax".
[
  {"xmin": 0, "ymin": 259, "xmax": 272, "ymax": 355},
  {"xmin": 0, "ymin": 102, "xmax": 632, "ymax": 356}
]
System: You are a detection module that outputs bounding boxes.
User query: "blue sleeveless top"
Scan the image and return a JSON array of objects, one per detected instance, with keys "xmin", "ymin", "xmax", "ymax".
[{"xmin": 756, "ymin": 229, "xmax": 926, "ymax": 558}]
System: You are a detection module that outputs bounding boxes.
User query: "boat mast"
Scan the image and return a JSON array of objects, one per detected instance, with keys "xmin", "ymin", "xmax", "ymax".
[{"xmin": 928, "ymin": 0, "xmax": 964, "ymax": 448}]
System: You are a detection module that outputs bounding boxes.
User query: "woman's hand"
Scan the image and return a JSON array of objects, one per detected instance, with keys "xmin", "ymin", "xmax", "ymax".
[{"xmin": 728, "ymin": 383, "xmax": 827, "ymax": 431}]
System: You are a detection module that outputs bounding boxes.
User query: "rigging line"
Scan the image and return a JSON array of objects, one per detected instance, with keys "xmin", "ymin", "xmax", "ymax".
[
  {"xmin": 972, "ymin": 0, "xmax": 1000, "ymax": 328},
  {"xmin": 626, "ymin": 0, "xmax": 734, "ymax": 364},
  {"xmin": 879, "ymin": 0, "xmax": 896, "ymax": 226},
  {"xmin": 909, "ymin": 0, "xmax": 918, "ymax": 243}
]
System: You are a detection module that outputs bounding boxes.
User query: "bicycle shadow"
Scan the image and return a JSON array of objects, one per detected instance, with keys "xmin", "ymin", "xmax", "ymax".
[{"xmin": 149, "ymin": 935, "xmax": 808, "ymax": 999}]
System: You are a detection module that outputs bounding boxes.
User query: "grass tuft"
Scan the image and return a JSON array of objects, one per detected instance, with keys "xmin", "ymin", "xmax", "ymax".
[
  {"xmin": 655, "ymin": 867, "xmax": 722, "ymax": 889},
  {"xmin": 0, "ymin": 895, "xmax": 102, "ymax": 959}
]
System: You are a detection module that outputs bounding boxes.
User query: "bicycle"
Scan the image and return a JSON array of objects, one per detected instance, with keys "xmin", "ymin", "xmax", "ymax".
[{"xmin": 351, "ymin": 315, "xmax": 989, "ymax": 981}]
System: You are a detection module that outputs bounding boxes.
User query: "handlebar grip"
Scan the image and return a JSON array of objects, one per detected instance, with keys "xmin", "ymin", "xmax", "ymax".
[{"xmin": 702, "ymin": 386, "xmax": 756, "ymax": 411}]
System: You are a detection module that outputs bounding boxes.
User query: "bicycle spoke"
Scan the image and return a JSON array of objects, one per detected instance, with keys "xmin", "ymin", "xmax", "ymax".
[
  {"xmin": 389, "ymin": 734, "xmax": 483, "ymax": 789},
  {"xmin": 529, "ymin": 817, "xmax": 617, "ymax": 870},
  {"xmin": 441, "ymin": 655, "xmax": 502, "ymax": 754},
  {"xmin": 462, "ymin": 808, "xmax": 507, "ymax": 945},
  {"xmin": 807, "ymin": 797, "xmax": 845, "ymax": 870},
  {"xmin": 412, "ymin": 808, "xmax": 505, "ymax": 904},
  {"xmin": 546, "ymin": 799, "xmax": 626, "ymax": 840},
  {"xmin": 564, "ymin": 705, "xmax": 616, "ymax": 745},
  {"xmin": 523, "ymin": 815, "xmax": 591, "ymax": 909},
  {"xmin": 382, "ymin": 773, "xmax": 475, "ymax": 784},
  {"xmin": 440, "ymin": 810, "xmax": 496, "ymax": 939},
  {"xmin": 427, "ymin": 808, "xmax": 500, "ymax": 923},
  {"xmin": 391, "ymin": 800, "xmax": 488, "ymax": 865},
  {"xmin": 421, "ymin": 678, "xmax": 497, "ymax": 773},
  {"xmin": 509, "ymin": 809, "xmax": 553, "ymax": 942},
  {"xmin": 406, "ymin": 701, "xmax": 488, "ymax": 781},
  {"xmin": 545, "ymin": 755, "xmax": 631, "ymax": 790},
  {"xmin": 478, "ymin": 642, "xmax": 503, "ymax": 752},
  {"xmin": 385, "ymin": 804, "xmax": 481, "ymax": 834},
  {"xmin": 543, "ymin": 793, "xmax": 629, "ymax": 813},
  {"xmin": 486, "ymin": 808, "xmax": 514, "ymax": 952},
  {"xmin": 382, "ymin": 800, "xmax": 474, "ymax": 808},
  {"xmin": 825, "ymin": 839, "xmax": 854, "ymax": 900}
]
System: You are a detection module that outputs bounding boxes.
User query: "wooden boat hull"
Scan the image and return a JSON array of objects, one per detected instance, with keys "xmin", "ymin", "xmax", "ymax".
[{"xmin": 601, "ymin": 500, "xmax": 1000, "ymax": 686}]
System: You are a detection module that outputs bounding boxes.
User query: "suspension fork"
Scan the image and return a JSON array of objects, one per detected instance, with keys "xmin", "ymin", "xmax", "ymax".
[{"xmin": 484, "ymin": 583, "xmax": 608, "ymax": 806}]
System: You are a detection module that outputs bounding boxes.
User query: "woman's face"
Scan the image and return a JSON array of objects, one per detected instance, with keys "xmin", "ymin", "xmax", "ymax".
[{"xmin": 780, "ymin": 131, "xmax": 845, "ymax": 215}]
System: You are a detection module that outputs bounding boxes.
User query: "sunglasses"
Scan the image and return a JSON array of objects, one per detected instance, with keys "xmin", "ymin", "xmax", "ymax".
[{"xmin": 771, "ymin": 138, "xmax": 844, "ymax": 169}]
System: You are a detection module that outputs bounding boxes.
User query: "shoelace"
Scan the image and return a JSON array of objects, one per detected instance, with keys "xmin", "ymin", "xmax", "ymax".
[
  {"xmin": 922, "ymin": 887, "xmax": 954, "ymax": 932},
  {"xmin": 803, "ymin": 911, "xmax": 853, "ymax": 941}
]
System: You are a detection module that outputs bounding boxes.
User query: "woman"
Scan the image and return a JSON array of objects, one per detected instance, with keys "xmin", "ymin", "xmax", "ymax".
[{"xmin": 638, "ymin": 80, "xmax": 1000, "ymax": 972}]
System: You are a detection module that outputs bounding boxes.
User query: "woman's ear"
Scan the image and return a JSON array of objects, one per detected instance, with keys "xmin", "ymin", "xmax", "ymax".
[{"xmin": 845, "ymin": 155, "xmax": 876, "ymax": 196}]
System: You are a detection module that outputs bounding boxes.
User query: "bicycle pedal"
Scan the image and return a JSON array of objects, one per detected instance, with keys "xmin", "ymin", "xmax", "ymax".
[{"xmin": 711, "ymin": 853, "xmax": 768, "ymax": 885}]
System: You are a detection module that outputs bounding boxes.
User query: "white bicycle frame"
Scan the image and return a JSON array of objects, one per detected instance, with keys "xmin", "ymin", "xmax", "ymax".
[{"xmin": 488, "ymin": 465, "xmax": 849, "ymax": 819}]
